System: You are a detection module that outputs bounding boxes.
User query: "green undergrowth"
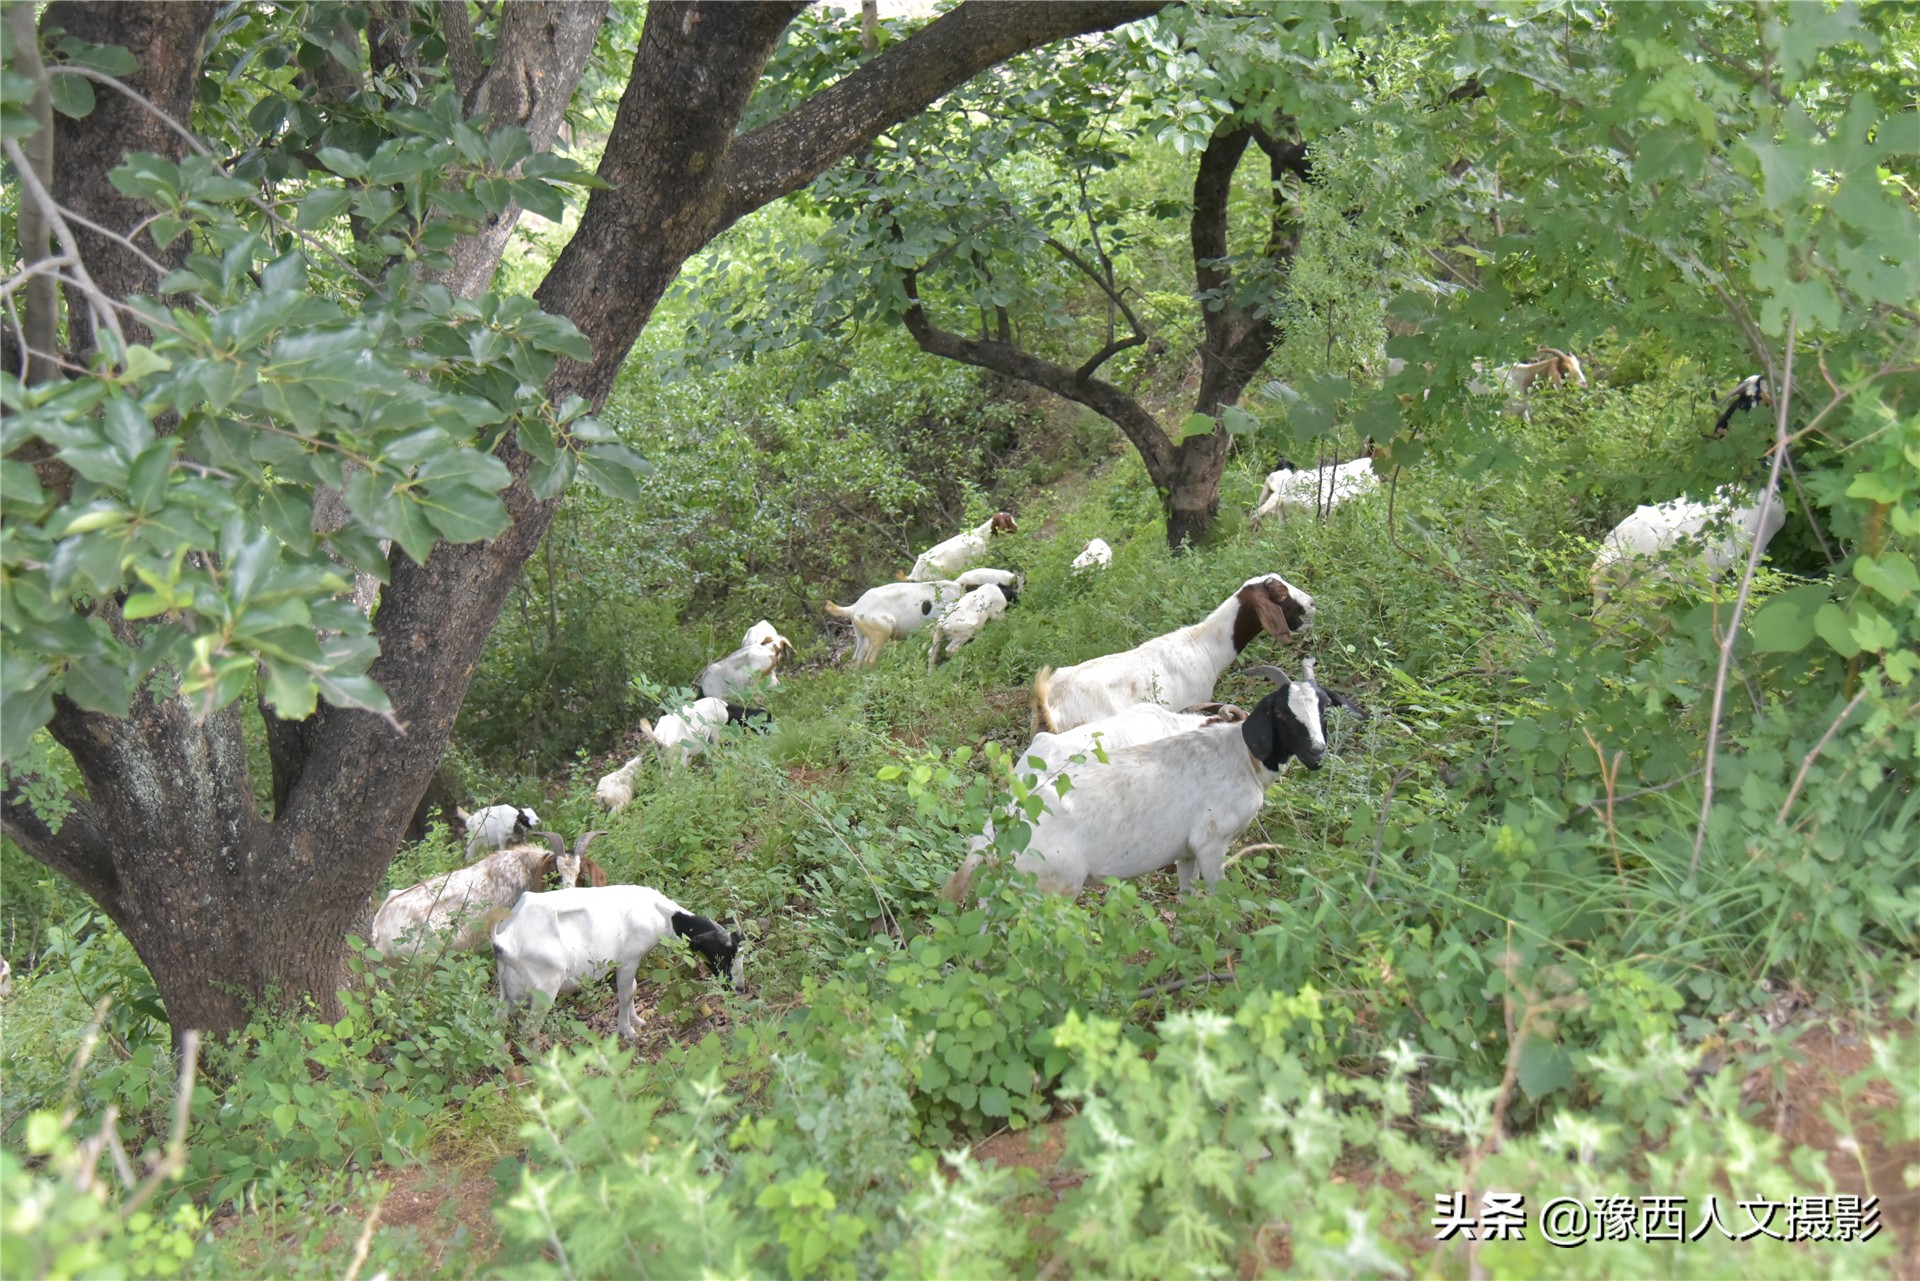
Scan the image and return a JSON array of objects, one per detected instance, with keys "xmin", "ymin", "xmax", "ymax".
[{"xmin": 5, "ymin": 364, "xmax": 1916, "ymax": 1278}]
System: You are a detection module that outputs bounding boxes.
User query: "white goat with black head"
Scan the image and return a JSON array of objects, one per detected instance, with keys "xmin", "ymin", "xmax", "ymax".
[
  {"xmin": 463, "ymin": 803, "xmax": 540, "ymax": 858},
  {"xmin": 908, "ymin": 512, "xmax": 1017, "ymax": 582},
  {"xmin": 944, "ymin": 662, "xmax": 1367, "ymax": 899},
  {"xmin": 1250, "ymin": 443, "xmax": 1379, "ymax": 526},
  {"xmin": 1032, "ymin": 573, "xmax": 1312, "ymax": 734},
  {"xmin": 492, "ymin": 886, "xmax": 742, "ymax": 1039},
  {"xmin": 372, "ymin": 830, "xmax": 606, "ymax": 957},
  {"xmin": 1712, "ymin": 374, "xmax": 1772, "ymax": 438}
]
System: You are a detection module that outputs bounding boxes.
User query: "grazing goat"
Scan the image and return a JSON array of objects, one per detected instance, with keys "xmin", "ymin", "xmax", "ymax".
[
  {"xmin": 372, "ymin": 830, "xmax": 605, "ymax": 957},
  {"xmin": 464, "ymin": 804, "xmax": 540, "ymax": 858},
  {"xmin": 699, "ymin": 622, "xmax": 793, "ymax": 700},
  {"xmin": 1712, "ymin": 374, "xmax": 1772, "ymax": 438},
  {"xmin": 1590, "ymin": 485, "xmax": 1786, "ymax": 606},
  {"xmin": 1469, "ymin": 347, "xmax": 1588, "ymax": 421},
  {"xmin": 642, "ymin": 696, "xmax": 734, "ymax": 764},
  {"xmin": 944, "ymin": 662, "xmax": 1367, "ymax": 899},
  {"xmin": 1250, "ymin": 453, "xmax": 1380, "ymax": 525},
  {"xmin": 1031, "ymin": 574, "xmax": 1312, "ymax": 734},
  {"xmin": 928, "ymin": 583, "xmax": 1009, "ymax": 668},
  {"xmin": 596, "ymin": 755, "xmax": 646, "ymax": 812},
  {"xmin": 1071, "ymin": 538, "xmax": 1113, "ymax": 574},
  {"xmin": 955, "ymin": 566, "xmax": 1022, "ymax": 603},
  {"xmin": 492, "ymin": 886, "xmax": 742, "ymax": 1038},
  {"xmin": 908, "ymin": 512, "xmax": 1017, "ymax": 582},
  {"xmin": 825, "ymin": 580, "xmax": 965, "ymax": 666}
]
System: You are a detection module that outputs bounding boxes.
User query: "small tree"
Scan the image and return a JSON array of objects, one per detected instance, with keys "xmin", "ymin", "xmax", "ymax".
[{"xmin": 0, "ymin": 0, "xmax": 1168, "ymax": 1035}]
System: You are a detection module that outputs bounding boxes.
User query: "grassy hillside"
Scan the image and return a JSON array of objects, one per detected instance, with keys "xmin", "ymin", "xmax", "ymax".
[{"xmin": 7, "ymin": 363, "xmax": 1912, "ymax": 1278}]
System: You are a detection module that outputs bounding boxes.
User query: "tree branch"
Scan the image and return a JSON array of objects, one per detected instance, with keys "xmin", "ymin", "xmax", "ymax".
[
  {"xmin": 721, "ymin": 0, "xmax": 1168, "ymax": 221},
  {"xmin": 7, "ymin": 2, "xmax": 59, "ymax": 384},
  {"xmin": 439, "ymin": 0, "xmax": 483, "ymax": 102},
  {"xmin": 899, "ymin": 267, "xmax": 1174, "ymax": 483},
  {"xmin": 1, "ymin": 784, "xmax": 121, "ymax": 912}
]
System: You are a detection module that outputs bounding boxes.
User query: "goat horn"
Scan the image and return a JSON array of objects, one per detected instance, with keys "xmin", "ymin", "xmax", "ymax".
[
  {"xmin": 1302, "ymin": 657, "xmax": 1318, "ymax": 683},
  {"xmin": 573, "ymin": 830, "xmax": 608, "ymax": 858},
  {"xmin": 530, "ymin": 830, "xmax": 568, "ymax": 860},
  {"xmin": 1244, "ymin": 664, "xmax": 1293, "ymax": 686}
]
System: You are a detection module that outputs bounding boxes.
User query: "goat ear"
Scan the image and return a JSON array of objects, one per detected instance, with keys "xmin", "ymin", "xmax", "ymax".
[
  {"xmin": 1251, "ymin": 581, "xmax": 1296, "ymax": 641},
  {"xmin": 1329, "ymin": 690, "xmax": 1373, "ymax": 721},
  {"xmin": 1240, "ymin": 701, "xmax": 1278, "ymax": 764}
]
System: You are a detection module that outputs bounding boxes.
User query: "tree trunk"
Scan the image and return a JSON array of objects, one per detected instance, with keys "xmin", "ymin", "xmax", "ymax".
[{"xmin": 5, "ymin": 0, "xmax": 1169, "ymax": 1036}]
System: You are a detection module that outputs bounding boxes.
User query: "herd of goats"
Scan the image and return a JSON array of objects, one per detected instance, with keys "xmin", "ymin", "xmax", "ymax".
[{"xmin": 356, "ymin": 355, "xmax": 1785, "ymax": 1037}]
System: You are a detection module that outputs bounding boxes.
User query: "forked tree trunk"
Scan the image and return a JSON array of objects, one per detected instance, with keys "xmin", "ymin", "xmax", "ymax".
[
  {"xmin": 3, "ymin": 0, "xmax": 1167, "ymax": 1035},
  {"xmin": 899, "ymin": 120, "xmax": 1307, "ymax": 550}
]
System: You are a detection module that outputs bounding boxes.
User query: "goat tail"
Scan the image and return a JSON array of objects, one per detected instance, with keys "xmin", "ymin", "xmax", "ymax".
[
  {"xmin": 939, "ymin": 851, "xmax": 985, "ymax": 904},
  {"xmin": 1030, "ymin": 666, "xmax": 1057, "ymax": 736},
  {"xmin": 824, "ymin": 601, "xmax": 853, "ymax": 619}
]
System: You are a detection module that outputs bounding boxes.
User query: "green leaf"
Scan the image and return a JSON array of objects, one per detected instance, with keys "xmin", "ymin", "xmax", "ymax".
[
  {"xmin": 62, "ymin": 653, "xmax": 133, "ymax": 717},
  {"xmin": 1175, "ymin": 412, "xmax": 1216, "ymax": 441},
  {"xmin": 1748, "ymin": 584, "xmax": 1828, "ymax": 653},
  {"xmin": 1854, "ymin": 553, "xmax": 1918, "ymax": 606},
  {"xmin": 48, "ymin": 73, "xmax": 95, "ymax": 119},
  {"xmin": 577, "ymin": 449, "xmax": 640, "ymax": 504},
  {"xmin": 1812, "ymin": 602, "xmax": 1863, "ymax": 658},
  {"xmin": 1516, "ymin": 1033, "xmax": 1573, "ymax": 1100},
  {"xmin": 54, "ymin": 38, "xmax": 139, "ymax": 76},
  {"xmin": 415, "ymin": 485, "xmax": 509, "ymax": 544}
]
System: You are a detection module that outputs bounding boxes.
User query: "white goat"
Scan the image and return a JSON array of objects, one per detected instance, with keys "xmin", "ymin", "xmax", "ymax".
[
  {"xmin": 596, "ymin": 755, "xmax": 646, "ymax": 812},
  {"xmin": 492, "ymin": 886, "xmax": 742, "ymax": 1038},
  {"xmin": 1032, "ymin": 573, "xmax": 1313, "ymax": 734},
  {"xmin": 1590, "ymin": 484, "xmax": 1787, "ymax": 606},
  {"xmin": 372, "ymin": 831, "xmax": 605, "ymax": 957},
  {"xmin": 1071, "ymin": 538, "xmax": 1113, "ymax": 574},
  {"xmin": 955, "ymin": 566, "xmax": 1022, "ymax": 599},
  {"xmin": 927, "ymin": 584, "xmax": 1009, "ymax": 668},
  {"xmin": 825, "ymin": 580, "xmax": 965, "ymax": 666},
  {"xmin": 908, "ymin": 512, "xmax": 1017, "ymax": 582},
  {"xmin": 946, "ymin": 663, "xmax": 1365, "ymax": 899},
  {"xmin": 1469, "ymin": 347, "xmax": 1588, "ymax": 421},
  {"xmin": 1250, "ymin": 455, "xmax": 1379, "ymax": 525},
  {"xmin": 642, "ymin": 696, "xmax": 733, "ymax": 764},
  {"xmin": 464, "ymin": 803, "xmax": 540, "ymax": 858},
  {"xmin": 699, "ymin": 623, "xmax": 792, "ymax": 700},
  {"xmin": 1018, "ymin": 701, "xmax": 1245, "ymax": 786}
]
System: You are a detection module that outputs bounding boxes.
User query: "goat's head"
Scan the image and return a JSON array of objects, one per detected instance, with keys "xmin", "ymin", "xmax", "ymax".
[
  {"xmin": 1239, "ymin": 661, "xmax": 1370, "ymax": 771},
  {"xmin": 513, "ymin": 806, "xmax": 541, "ymax": 835},
  {"xmin": 1271, "ymin": 455, "xmax": 1300, "ymax": 473},
  {"xmin": 998, "ymin": 575, "xmax": 1023, "ymax": 607},
  {"xmin": 989, "ymin": 511, "xmax": 1018, "ymax": 534},
  {"xmin": 1534, "ymin": 347, "xmax": 1588, "ymax": 389},
  {"xmin": 671, "ymin": 911, "xmax": 744, "ymax": 988},
  {"xmin": 1231, "ymin": 574, "xmax": 1314, "ymax": 651},
  {"xmin": 725, "ymin": 703, "xmax": 772, "ymax": 730},
  {"xmin": 532, "ymin": 830, "xmax": 605, "ymax": 889}
]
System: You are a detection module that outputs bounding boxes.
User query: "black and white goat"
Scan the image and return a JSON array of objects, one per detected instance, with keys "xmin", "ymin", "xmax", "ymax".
[
  {"xmin": 1249, "ymin": 446, "xmax": 1380, "ymax": 525},
  {"xmin": 463, "ymin": 803, "xmax": 540, "ymax": 858},
  {"xmin": 944, "ymin": 662, "xmax": 1366, "ymax": 899},
  {"xmin": 1032, "ymin": 574, "xmax": 1312, "ymax": 733},
  {"xmin": 1590, "ymin": 484, "xmax": 1787, "ymax": 606},
  {"xmin": 492, "ymin": 885, "xmax": 742, "ymax": 1039},
  {"xmin": 825, "ymin": 580, "xmax": 966, "ymax": 666},
  {"xmin": 1711, "ymin": 374, "xmax": 1772, "ymax": 438}
]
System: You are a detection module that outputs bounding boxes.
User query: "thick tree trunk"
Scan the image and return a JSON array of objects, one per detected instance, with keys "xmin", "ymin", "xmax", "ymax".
[{"xmin": 6, "ymin": 0, "xmax": 1168, "ymax": 1036}]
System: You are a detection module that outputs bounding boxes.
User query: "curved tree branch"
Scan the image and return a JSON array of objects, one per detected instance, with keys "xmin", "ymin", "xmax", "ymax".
[{"xmin": 721, "ymin": 0, "xmax": 1168, "ymax": 221}]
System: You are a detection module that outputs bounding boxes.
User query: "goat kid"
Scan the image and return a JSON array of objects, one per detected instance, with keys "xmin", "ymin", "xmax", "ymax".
[
  {"xmin": 928, "ymin": 583, "xmax": 1009, "ymax": 668},
  {"xmin": 700, "ymin": 623, "xmax": 793, "ymax": 700},
  {"xmin": 1071, "ymin": 538, "xmax": 1113, "ymax": 574},
  {"xmin": 641, "ymin": 696, "xmax": 733, "ymax": 764},
  {"xmin": 1032, "ymin": 573, "xmax": 1312, "ymax": 734},
  {"xmin": 825, "ymin": 580, "xmax": 965, "ymax": 666},
  {"xmin": 492, "ymin": 886, "xmax": 741, "ymax": 1038},
  {"xmin": 908, "ymin": 512, "xmax": 1016, "ymax": 582},
  {"xmin": 1590, "ymin": 484, "xmax": 1786, "ymax": 607},
  {"xmin": 945, "ymin": 662, "xmax": 1365, "ymax": 899},
  {"xmin": 464, "ymin": 803, "xmax": 540, "ymax": 857},
  {"xmin": 372, "ymin": 830, "xmax": 605, "ymax": 957}
]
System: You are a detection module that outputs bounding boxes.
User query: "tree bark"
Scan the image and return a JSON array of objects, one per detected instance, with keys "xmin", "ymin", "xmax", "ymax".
[{"xmin": 7, "ymin": 0, "xmax": 1171, "ymax": 1036}]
